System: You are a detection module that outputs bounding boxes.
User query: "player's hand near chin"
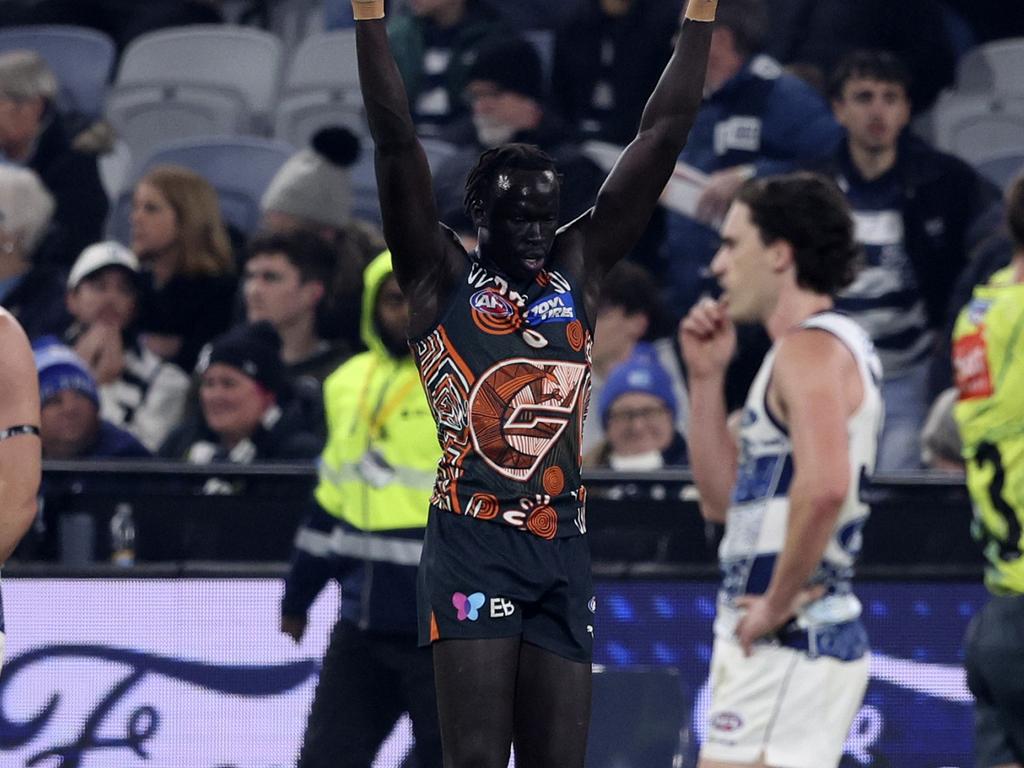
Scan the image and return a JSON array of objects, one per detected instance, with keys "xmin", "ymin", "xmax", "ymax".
[{"xmin": 679, "ymin": 296, "xmax": 736, "ymax": 379}]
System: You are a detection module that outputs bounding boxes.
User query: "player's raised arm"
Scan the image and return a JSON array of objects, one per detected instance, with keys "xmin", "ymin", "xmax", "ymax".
[
  {"xmin": 353, "ymin": 1, "xmax": 450, "ymax": 292},
  {"xmin": 583, "ymin": 0, "xmax": 715, "ymax": 276}
]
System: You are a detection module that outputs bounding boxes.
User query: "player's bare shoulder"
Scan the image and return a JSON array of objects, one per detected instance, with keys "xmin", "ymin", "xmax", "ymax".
[{"xmin": 774, "ymin": 326, "xmax": 863, "ymax": 416}]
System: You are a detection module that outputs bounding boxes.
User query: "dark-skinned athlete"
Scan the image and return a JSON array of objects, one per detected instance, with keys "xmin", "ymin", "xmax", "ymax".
[{"xmin": 351, "ymin": 0, "xmax": 715, "ymax": 765}]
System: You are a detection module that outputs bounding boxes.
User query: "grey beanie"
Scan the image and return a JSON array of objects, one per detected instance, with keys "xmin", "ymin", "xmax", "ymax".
[{"xmin": 261, "ymin": 127, "xmax": 361, "ymax": 230}]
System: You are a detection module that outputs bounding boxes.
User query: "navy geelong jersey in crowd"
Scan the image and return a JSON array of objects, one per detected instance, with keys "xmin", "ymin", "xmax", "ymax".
[
  {"xmin": 411, "ymin": 244, "xmax": 594, "ymax": 540},
  {"xmin": 833, "ymin": 154, "xmax": 933, "ymax": 378}
]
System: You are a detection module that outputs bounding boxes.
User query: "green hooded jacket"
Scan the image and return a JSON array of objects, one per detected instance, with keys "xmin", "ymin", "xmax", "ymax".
[{"xmin": 314, "ymin": 251, "xmax": 438, "ymax": 530}]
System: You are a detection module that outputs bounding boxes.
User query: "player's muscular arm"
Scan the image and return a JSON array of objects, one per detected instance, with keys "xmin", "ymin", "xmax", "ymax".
[
  {"xmin": 735, "ymin": 332, "xmax": 853, "ymax": 653},
  {"xmin": 354, "ymin": 10, "xmax": 453, "ymax": 297},
  {"xmin": 0, "ymin": 313, "xmax": 41, "ymax": 562},
  {"xmin": 582, "ymin": 1, "xmax": 715, "ymax": 279}
]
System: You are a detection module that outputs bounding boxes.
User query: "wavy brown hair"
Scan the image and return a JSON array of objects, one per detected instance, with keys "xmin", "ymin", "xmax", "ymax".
[{"xmin": 137, "ymin": 165, "xmax": 234, "ymax": 277}]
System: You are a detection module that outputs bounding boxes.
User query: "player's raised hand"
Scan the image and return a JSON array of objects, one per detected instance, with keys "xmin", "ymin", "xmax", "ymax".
[
  {"xmin": 351, "ymin": 0, "xmax": 384, "ymax": 20},
  {"xmin": 679, "ymin": 297, "xmax": 736, "ymax": 379}
]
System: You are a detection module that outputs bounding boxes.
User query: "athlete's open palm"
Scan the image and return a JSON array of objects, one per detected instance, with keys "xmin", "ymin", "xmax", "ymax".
[{"xmin": 679, "ymin": 297, "xmax": 736, "ymax": 379}]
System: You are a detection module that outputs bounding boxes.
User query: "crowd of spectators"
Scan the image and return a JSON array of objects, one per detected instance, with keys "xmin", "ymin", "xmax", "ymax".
[{"xmin": 1, "ymin": 0, "xmax": 1021, "ymax": 561}]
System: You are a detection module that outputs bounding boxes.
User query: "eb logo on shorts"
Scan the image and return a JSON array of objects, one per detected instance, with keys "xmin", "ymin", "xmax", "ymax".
[{"xmin": 451, "ymin": 592, "xmax": 516, "ymax": 621}]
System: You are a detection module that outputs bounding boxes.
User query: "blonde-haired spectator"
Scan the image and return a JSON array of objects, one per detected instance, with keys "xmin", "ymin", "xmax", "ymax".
[{"xmin": 130, "ymin": 164, "xmax": 237, "ymax": 371}]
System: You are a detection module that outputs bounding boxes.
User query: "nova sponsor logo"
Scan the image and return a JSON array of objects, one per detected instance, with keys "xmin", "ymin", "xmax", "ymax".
[{"xmin": 525, "ymin": 293, "xmax": 576, "ymax": 325}]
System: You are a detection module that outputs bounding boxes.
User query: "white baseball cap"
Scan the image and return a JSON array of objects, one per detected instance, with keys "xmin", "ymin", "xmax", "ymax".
[{"xmin": 67, "ymin": 241, "xmax": 140, "ymax": 290}]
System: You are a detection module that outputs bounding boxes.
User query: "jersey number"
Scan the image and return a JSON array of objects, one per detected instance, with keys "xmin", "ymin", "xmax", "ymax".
[{"xmin": 973, "ymin": 441, "xmax": 1022, "ymax": 561}]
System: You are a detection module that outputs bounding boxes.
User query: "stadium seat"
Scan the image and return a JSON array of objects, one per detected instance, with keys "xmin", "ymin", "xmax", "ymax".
[
  {"xmin": 931, "ymin": 92, "xmax": 1024, "ymax": 166},
  {"xmin": 0, "ymin": 25, "xmax": 115, "ymax": 118},
  {"xmin": 281, "ymin": 28, "xmax": 359, "ymax": 95},
  {"xmin": 108, "ymin": 24, "xmax": 284, "ymax": 133},
  {"xmin": 956, "ymin": 37, "xmax": 1024, "ymax": 94},
  {"xmin": 273, "ymin": 91, "xmax": 366, "ymax": 149},
  {"xmin": 107, "ymin": 136, "xmax": 296, "ymax": 243},
  {"xmin": 274, "ymin": 29, "xmax": 365, "ymax": 146},
  {"xmin": 107, "ymin": 84, "xmax": 250, "ymax": 169},
  {"xmin": 974, "ymin": 151, "xmax": 1024, "ymax": 191}
]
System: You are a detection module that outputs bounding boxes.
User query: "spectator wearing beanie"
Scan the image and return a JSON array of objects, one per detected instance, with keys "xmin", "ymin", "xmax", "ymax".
[
  {"xmin": 586, "ymin": 351, "xmax": 688, "ymax": 470},
  {"xmin": 260, "ymin": 126, "xmax": 386, "ymax": 352},
  {"xmin": 33, "ymin": 338, "xmax": 150, "ymax": 459},
  {"xmin": 432, "ymin": 35, "xmax": 607, "ymax": 227},
  {"xmin": 158, "ymin": 322, "xmax": 323, "ymax": 463}
]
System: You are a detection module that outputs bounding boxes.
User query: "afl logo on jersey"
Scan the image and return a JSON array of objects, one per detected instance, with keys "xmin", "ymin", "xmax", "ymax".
[
  {"xmin": 471, "ymin": 289, "xmax": 521, "ymax": 335},
  {"xmin": 471, "ymin": 289, "xmax": 516, "ymax": 317}
]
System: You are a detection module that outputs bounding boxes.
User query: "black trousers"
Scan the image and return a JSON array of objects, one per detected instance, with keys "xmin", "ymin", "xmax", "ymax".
[
  {"xmin": 298, "ymin": 620, "xmax": 442, "ymax": 768},
  {"xmin": 965, "ymin": 593, "xmax": 1024, "ymax": 767}
]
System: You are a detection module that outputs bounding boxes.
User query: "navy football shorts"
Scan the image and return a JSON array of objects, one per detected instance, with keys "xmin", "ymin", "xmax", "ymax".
[{"xmin": 417, "ymin": 507, "xmax": 594, "ymax": 664}]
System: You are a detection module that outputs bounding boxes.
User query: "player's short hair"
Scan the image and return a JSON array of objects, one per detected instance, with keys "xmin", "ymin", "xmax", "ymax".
[
  {"xmin": 245, "ymin": 230, "xmax": 337, "ymax": 287},
  {"xmin": 715, "ymin": 0, "xmax": 769, "ymax": 57},
  {"xmin": 463, "ymin": 143, "xmax": 559, "ymax": 219},
  {"xmin": 1008, "ymin": 174, "xmax": 1024, "ymax": 252},
  {"xmin": 735, "ymin": 172, "xmax": 861, "ymax": 296},
  {"xmin": 829, "ymin": 50, "xmax": 913, "ymax": 100}
]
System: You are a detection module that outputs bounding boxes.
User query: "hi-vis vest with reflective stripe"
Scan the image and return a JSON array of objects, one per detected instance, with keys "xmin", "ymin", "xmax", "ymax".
[{"xmin": 314, "ymin": 351, "xmax": 438, "ymax": 531}]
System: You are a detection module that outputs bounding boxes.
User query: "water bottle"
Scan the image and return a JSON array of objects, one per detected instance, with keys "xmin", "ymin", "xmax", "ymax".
[{"xmin": 110, "ymin": 502, "xmax": 136, "ymax": 566}]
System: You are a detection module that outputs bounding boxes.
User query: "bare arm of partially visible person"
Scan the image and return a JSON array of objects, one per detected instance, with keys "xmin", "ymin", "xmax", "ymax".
[
  {"xmin": 0, "ymin": 310, "xmax": 41, "ymax": 562},
  {"xmin": 734, "ymin": 330, "xmax": 860, "ymax": 655},
  {"xmin": 679, "ymin": 298, "xmax": 738, "ymax": 523}
]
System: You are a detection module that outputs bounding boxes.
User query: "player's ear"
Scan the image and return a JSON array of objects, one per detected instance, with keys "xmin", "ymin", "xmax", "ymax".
[
  {"xmin": 469, "ymin": 197, "xmax": 487, "ymax": 229},
  {"xmin": 769, "ymin": 239, "xmax": 794, "ymax": 273}
]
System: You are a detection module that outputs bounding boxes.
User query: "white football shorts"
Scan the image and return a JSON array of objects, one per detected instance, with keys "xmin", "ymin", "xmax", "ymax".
[{"xmin": 700, "ymin": 635, "xmax": 868, "ymax": 768}]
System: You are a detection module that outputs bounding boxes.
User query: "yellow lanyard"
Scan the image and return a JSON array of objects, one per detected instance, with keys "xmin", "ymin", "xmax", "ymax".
[{"xmin": 353, "ymin": 359, "xmax": 419, "ymax": 442}]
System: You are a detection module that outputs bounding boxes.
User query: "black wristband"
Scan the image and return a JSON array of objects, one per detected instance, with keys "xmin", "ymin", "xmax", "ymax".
[{"xmin": 0, "ymin": 424, "xmax": 40, "ymax": 442}]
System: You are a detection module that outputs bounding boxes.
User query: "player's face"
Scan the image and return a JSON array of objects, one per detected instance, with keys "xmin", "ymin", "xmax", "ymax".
[
  {"xmin": 480, "ymin": 168, "xmax": 560, "ymax": 282},
  {"xmin": 711, "ymin": 201, "xmax": 775, "ymax": 322},
  {"xmin": 130, "ymin": 182, "xmax": 178, "ymax": 258},
  {"xmin": 244, "ymin": 252, "xmax": 321, "ymax": 329},
  {"xmin": 833, "ymin": 77, "xmax": 910, "ymax": 154},
  {"xmin": 199, "ymin": 363, "xmax": 274, "ymax": 446},
  {"xmin": 605, "ymin": 392, "xmax": 674, "ymax": 457},
  {"xmin": 66, "ymin": 267, "xmax": 138, "ymax": 329}
]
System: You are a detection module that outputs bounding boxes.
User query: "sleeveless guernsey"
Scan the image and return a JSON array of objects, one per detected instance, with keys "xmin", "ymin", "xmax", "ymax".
[
  {"xmin": 411, "ymin": 249, "xmax": 594, "ymax": 539},
  {"xmin": 715, "ymin": 312, "xmax": 884, "ymax": 660}
]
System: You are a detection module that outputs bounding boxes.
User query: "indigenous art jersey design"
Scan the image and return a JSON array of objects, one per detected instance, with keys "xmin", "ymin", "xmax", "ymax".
[
  {"xmin": 716, "ymin": 312, "xmax": 883, "ymax": 660},
  {"xmin": 953, "ymin": 266, "xmax": 1024, "ymax": 595},
  {"xmin": 412, "ymin": 250, "xmax": 593, "ymax": 539}
]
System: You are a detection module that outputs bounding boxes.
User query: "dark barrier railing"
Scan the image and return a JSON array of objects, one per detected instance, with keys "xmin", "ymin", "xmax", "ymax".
[{"xmin": 14, "ymin": 461, "xmax": 981, "ymax": 580}]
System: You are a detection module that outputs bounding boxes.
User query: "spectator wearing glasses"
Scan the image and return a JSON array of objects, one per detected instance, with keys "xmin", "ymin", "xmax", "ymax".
[{"xmin": 587, "ymin": 352, "xmax": 687, "ymax": 470}]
